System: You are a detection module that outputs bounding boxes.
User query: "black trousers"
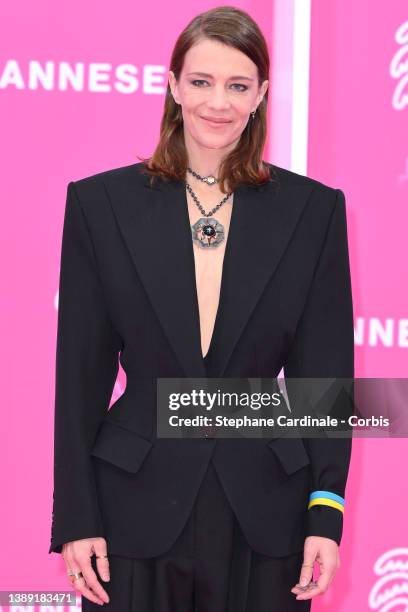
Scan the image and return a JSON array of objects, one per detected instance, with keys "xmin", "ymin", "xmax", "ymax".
[{"xmin": 82, "ymin": 459, "xmax": 311, "ymax": 611}]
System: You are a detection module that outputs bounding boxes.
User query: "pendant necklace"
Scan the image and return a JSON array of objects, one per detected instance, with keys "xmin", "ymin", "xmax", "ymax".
[{"xmin": 186, "ymin": 166, "xmax": 233, "ymax": 249}]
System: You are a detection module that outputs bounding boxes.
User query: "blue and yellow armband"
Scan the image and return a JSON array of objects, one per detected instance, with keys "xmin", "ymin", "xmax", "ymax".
[{"xmin": 308, "ymin": 490, "xmax": 345, "ymax": 513}]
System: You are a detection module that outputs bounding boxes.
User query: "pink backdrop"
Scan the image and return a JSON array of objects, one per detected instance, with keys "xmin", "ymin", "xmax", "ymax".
[
  {"xmin": 308, "ymin": 2, "xmax": 408, "ymax": 610},
  {"xmin": 1, "ymin": 0, "xmax": 407, "ymax": 610}
]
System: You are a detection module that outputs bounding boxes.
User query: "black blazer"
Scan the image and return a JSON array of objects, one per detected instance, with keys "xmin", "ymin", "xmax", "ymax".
[{"xmin": 49, "ymin": 161, "xmax": 354, "ymax": 558}]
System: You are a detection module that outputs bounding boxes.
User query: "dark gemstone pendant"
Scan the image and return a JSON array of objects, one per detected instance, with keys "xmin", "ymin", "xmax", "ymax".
[{"xmin": 191, "ymin": 217, "xmax": 225, "ymax": 248}]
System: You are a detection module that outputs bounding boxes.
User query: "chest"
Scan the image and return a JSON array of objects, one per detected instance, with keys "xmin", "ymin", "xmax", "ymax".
[{"xmin": 186, "ymin": 191, "xmax": 234, "ymax": 359}]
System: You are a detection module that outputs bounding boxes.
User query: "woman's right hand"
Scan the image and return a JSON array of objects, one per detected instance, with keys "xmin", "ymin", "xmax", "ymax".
[{"xmin": 62, "ymin": 537, "xmax": 110, "ymax": 606}]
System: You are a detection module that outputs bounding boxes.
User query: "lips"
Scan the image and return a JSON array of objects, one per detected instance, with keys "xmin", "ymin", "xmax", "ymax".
[{"xmin": 201, "ymin": 116, "xmax": 232, "ymax": 125}]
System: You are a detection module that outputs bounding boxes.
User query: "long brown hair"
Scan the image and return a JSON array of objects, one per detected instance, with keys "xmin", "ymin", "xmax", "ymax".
[{"xmin": 138, "ymin": 6, "xmax": 274, "ymax": 194}]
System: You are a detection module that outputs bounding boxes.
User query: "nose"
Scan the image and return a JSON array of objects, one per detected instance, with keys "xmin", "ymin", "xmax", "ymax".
[{"xmin": 206, "ymin": 83, "xmax": 231, "ymax": 111}]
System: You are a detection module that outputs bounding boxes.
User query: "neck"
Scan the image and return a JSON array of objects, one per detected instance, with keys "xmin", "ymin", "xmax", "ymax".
[{"xmin": 184, "ymin": 129, "xmax": 237, "ymax": 178}]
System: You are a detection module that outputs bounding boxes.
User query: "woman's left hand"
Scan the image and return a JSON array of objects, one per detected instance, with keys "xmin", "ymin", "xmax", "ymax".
[{"xmin": 291, "ymin": 536, "xmax": 340, "ymax": 600}]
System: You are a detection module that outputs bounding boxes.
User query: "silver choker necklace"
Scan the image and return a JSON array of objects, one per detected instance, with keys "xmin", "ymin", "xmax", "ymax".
[{"xmin": 187, "ymin": 166, "xmax": 219, "ymax": 186}]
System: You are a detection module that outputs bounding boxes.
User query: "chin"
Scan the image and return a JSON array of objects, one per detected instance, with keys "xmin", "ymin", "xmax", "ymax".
[{"xmin": 194, "ymin": 136, "xmax": 231, "ymax": 150}]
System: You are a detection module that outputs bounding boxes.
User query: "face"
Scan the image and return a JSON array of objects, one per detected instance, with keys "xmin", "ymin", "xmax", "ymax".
[{"xmin": 168, "ymin": 38, "xmax": 268, "ymax": 152}]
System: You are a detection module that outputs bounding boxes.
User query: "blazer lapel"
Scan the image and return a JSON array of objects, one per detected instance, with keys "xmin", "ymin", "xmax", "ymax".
[
  {"xmin": 208, "ymin": 176, "xmax": 314, "ymax": 377},
  {"xmin": 105, "ymin": 166, "xmax": 314, "ymax": 379}
]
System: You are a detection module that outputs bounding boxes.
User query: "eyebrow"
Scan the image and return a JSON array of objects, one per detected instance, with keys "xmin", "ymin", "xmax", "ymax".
[{"xmin": 186, "ymin": 71, "xmax": 254, "ymax": 82}]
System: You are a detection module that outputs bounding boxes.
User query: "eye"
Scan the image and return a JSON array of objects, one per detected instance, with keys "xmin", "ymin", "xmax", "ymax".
[
  {"xmin": 191, "ymin": 79, "xmax": 209, "ymax": 87},
  {"xmin": 231, "ymin": 84, "xmax": 248, "ymax": 92}
]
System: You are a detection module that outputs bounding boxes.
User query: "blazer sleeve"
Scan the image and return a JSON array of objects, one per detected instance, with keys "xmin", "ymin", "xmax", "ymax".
[
  {"xmin": 283, "ymin": 188, "xmax": 354, "ymax": 546},
  {"xmin": 49, "ymin": 182, "xmax": 122, "ymax": 554}
]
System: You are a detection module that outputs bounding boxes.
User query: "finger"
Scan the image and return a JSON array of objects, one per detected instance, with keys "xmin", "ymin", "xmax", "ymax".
[
  {"xmin": 295, "ymin": 560, "xmax": 337, "ymax": 600},
  {"xmin": 93, "ymin": 540, "xmax": 110, "ymax": 582},
  {"xmin": 316, "ymin": 559, "xmax": 337, "ymax": 593},
  {"xmin": 76, "ymin": 554, "xmax": 110, "ymax": 604},
  {"xmin": 291, "ymin": 581, "xmax": 319, "ymax": 595},
  {"xmin": 69, "ymin": 568, "xmax": 105, "ymax": 606},
  {"xmin": 297, "ymin": 549, "xmax": 316, "ymax": 587},
  {"xmin": 293, "ymin": 580, "xmax": 322, "ymax": 600}
]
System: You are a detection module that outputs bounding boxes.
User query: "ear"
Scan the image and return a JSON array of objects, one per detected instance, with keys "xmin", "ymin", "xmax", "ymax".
[
  {"xmin": 168, "ymin": 71, "xmax": 180, "ymax": 104},
  {"xmin": 257, "ymin": 79, "xmax": 269, "ymax": 106}
]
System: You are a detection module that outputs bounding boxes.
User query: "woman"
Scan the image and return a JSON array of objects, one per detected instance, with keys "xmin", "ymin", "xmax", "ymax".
[{"xmin": 49, "ymin": 6, "xmax": 354, "ymax": 611}]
